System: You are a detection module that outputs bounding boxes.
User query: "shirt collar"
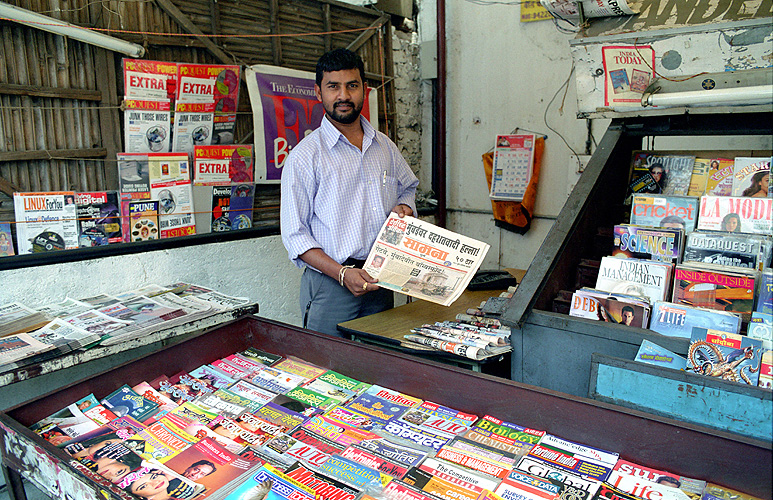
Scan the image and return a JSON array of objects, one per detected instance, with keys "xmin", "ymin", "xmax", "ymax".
[{"xmin": 320, "ymin": 114, "xmax": 377, "ymax": 151}]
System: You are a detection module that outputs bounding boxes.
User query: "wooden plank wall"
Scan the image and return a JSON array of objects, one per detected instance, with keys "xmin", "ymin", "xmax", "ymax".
[{"xmin": 0, "ymin": 0, "xmax": 396, "ymax": 227}]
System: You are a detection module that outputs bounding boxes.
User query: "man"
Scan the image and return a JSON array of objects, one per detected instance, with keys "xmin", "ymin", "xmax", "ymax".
[
  {"xmin": 281, "ymin": 48, "xmax": 419, "ymax": 336},
  {"xmin": 182, "ymin": 460, "xmax": 216, "ymax": 481},
  {"xmin": 621, "ymin": 306, "xmax": 635, "ymax": 326}
]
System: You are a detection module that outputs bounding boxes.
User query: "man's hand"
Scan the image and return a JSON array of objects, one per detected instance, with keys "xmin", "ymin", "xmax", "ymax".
[
  {"xmin": 343, "ymin": 267, "xmax": 378, "ymax": 296},
  {"xmin": 392, "ymin": 204, "xmax": 413, "ymax": 218}
]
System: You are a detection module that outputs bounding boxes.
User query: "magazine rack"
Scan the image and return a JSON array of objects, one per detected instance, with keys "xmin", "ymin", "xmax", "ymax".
[
  {"xmin": 0, "ymin": 315, "xmax": 769, "ymax": 499},
  {"xmin": 500, "ymin": 112, "xmax": 772, "ymax": 425}
]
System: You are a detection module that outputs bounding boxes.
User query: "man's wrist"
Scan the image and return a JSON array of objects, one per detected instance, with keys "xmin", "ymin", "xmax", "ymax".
[{"xmin": 338, "ymin": 265, "xmax": 355, "ymax": 287}]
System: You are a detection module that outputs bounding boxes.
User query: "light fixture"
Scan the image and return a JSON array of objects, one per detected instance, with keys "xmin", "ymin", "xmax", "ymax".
[
  {"xmin": 643, "ymin": 85, "xmax": 773, "ymax": 108},
  {"xmin": 0, "ymin": 2, "xmax": 145, "ymax": 58}
]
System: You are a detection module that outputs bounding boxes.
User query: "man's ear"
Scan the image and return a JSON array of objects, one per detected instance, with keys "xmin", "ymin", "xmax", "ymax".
[{"xmin": 314, "ymin": 84, "xmax": 322, "ymax": 102}]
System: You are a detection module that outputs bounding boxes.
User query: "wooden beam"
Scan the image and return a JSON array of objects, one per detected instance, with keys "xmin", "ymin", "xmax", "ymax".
[
  {"xmin": 93, "ymin": 48, "xmax": 121, "ymax": 191},
  {"xmin": 0, "ymin": 83, "xmax": 101, "ymax": 101},
  {"xmin": 0, "ymin": 148, "xmax": 107, "ymax": 162},
  {"xmin": 323, "ymin": 4, "xmax": 332, "ymax": 53},
  {"xmin": 209, "ymin": 0, "xmax": 221, "ymax": 38},
  {"xmin": 269, "ymin": 0, "xmax": 282, "ymax": 66},
  {"xmin": 346, "ymin": 15, "xmax": 389, "ymax": 52},
  {"xmin": 0, "ymin": 176, "xmax": 22, "ymax": 197},
  {"xmin": 154, "ymin": 0, "xmax": 233, "ymax": 64}
]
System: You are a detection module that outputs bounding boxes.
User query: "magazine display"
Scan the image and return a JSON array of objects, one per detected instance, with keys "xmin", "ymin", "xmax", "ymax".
[
  {"xmin": 704, "ymin": 158, "xmax": 735, "ymax": 196},
  {"xmin": 671, "ymin": 263, "xmax": 756, "ymax": 323},
  {"xmin": 570, "ymin": 288, "xmax": 650, "ymax": 327},
  {"xmin": 612, "ymin": 224, "xmax": 683, "ymax": 263},
  {"xmin": 635, "ymin": 339, "xmax": 687, "ymax": 370},
  {"xmin": 75, "ymin": 191, "xmax": 123, "ymax": 247},
  {"xmin": 687, "ymin": 328, "xmax": 763, "ymax": 386},
  {"xmin": 650, "ymin": 301, "xmax": 741, "ymax": 338},
  {"xmin": 13, "ymin": 192, "xmax": 79, "ymax": 254},
  {"xmin": 683, "ymin": 231, "xmax": 771, "ymax": 271},
  {"xmin": 595, "ymin": 256, "xmax": 673, "ymax": 304},
  {"xmin": 629, "ymin": 195, "xmax": 698, "ymax": 233},
  {"xmin": 362, "ymin": 214, "xmax": 490, "ymax": 306},
  {"xmin": 629, "ymin": 153, "xmax": 695, "ymax": 196},
  {"xmin": 697, "ymin": 195, "xmax": 772, "ymax": 235},
  {"xmin": 731, "ymin": 157, "xmax": 771, "ymax": 197}
]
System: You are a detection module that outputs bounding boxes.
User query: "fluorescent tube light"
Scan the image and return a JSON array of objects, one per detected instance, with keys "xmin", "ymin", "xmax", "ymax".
[
  {"xmin": 644, "ymin": 85, "xmax": 773, "ymax": 108},
  {"xmin": 0, "ymin": 2, "xmax": 145, "ymax": 57}
]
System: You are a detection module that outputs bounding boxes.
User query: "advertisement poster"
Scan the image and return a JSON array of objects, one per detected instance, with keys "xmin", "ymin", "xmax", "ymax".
[
  {"xmin": 245, "ymin": 64, "xmax": 378, "ymax": 183},
  {"xmin": 602, "ymin": 45, "xmax": 655, "ymax": 107},
  {"xmin": 520, "ymin": 0, "xmax": 552, "ymax": 22}
]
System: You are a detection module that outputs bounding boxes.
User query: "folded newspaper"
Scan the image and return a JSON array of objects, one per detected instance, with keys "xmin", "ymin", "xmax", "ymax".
[
  {"xmin": 363, "ymin": 214, "xmax": 490, "ymax": 306},
  {"xmin": 539, "ymin": 0, "xmax": 636, "ymax": 19}
]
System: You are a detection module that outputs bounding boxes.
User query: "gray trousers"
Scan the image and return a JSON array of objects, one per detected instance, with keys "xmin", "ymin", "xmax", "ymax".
[{"xmin": 300, "ymin": 267, "xmax": 394, "ymax": 337}]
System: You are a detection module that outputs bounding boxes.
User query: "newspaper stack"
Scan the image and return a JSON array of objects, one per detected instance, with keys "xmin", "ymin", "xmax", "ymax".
[{"xmin": 363, "ymin": 214, "xmax": 490, "ymax": 307}]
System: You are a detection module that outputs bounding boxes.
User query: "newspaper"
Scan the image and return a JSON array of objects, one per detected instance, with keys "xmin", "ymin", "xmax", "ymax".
[
  {"xmin": 363, "ymin": 214, "xmax": 490, "ymax": 306},
  {"xmin": 539, "ymin": 0, "xmax": 636, "ymax": 18},
  {"xmin": 403, "ymin": 334, "xmax": 511, "ymax": 361}
]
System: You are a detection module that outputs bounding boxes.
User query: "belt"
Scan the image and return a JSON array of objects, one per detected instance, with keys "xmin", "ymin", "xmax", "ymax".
[{"xmin": 343, "ymin": 257, "xmax": 366, "ymax": 268}]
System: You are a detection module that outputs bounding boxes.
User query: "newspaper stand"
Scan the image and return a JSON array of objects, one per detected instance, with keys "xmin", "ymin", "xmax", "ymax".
[{"xmin": 0, "ymin": 314, "xmax": 770, "ymax": 499}]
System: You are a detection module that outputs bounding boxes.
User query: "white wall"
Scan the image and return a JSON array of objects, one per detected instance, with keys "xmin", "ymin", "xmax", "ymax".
[
  {"xmin": 421, "ymin": 1, "xmax": 608, "ymax": 271},
  {"xmin": 0, "ymin": 236, "xmax": 304, "ymax": 326}
]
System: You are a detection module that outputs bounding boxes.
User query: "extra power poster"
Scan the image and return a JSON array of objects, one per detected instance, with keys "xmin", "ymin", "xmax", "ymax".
[
  {"xmin": 602, "ymin": 45, "xmax": 655, "ymax": 107},
  {"xmin": 245, "ymin": 64, "xmax": 378, "ymax": 183}
]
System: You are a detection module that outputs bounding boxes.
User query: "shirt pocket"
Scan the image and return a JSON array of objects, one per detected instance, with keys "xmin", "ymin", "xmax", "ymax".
[{"xmin": 381, "ymin": 175, "xmax": 400, "ymax": 211}]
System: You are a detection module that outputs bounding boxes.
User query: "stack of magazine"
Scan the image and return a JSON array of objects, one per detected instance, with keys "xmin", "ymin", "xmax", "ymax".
[{"xmin": 27, "ymin": 343, "xmax": 753, "ymax": 500}]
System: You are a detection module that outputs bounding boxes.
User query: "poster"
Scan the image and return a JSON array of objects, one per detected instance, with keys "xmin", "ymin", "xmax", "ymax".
[
  {"xmin": 245, "ymin": 64, "xmax": 378, "ymax": 183},
  {"xmin": 602, "ymin": 45, "xmax": 655, "ymax": 107}
]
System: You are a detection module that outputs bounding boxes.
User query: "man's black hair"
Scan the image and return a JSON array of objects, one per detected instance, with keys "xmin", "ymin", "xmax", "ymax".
[
  {"xmin": 316, "ymin": 48, "xmax": 365, "ymax": 86},
  {"xmin": 622, "ymin": 305, "xmax": 634, "ymax": 315}
]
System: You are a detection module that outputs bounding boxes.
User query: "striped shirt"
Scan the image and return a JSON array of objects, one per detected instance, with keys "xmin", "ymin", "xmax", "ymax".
[{"xmin": 281, "ymin": 115, "xmax": 418, "ymax": 270}]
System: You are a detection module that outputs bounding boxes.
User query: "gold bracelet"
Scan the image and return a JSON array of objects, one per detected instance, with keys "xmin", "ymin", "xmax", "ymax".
[{"xmin": 339, "ymin": 265, "xmax": 355, "ymax": 287}]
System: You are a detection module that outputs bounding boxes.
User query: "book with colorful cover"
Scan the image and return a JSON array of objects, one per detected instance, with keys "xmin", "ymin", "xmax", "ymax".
[
  {"xmin": 606, "ymin": 470, "xmax": 691, "ymax": 500},
  {"xmin": 344, "ymin": 385, "xmax": 423, "ymax": 429},
  {"xmin": 671, "ymin": 263, "xmax": 756, "ymax": 323},
  {"xmin": 13, "ymin": 191, "xmax": 79, "ymax": 254},
  {"xmin": 164, "ymin": 437, "xmax": 258, "ymax": 498},
  {"xmin": 494, "ymin": 469, "xmax": 570, "ymax": 500},
  {"xmin": 463, "ymin": 415, "xmax": 544, "ymax": 457},
  {"xmin": 72, "ymin": 438, "xmax": 145, "ymax": 485},
  {"xmin": 650, "ymin": 301, "xmax": 741, "ymax": 338},
  {"xmin": 261, "ymin": 432, "xmax": 336, "ymax": 467},
  {"xmin": 514, "ymin": 455, "xmax": 601, "ymax": 498},
  {"xmin": 748, "ymin": 312, "xmax": 772, "ymax": 344},
  {"xmin": 100, "ymin": 384, "xmax": 160, "ymax": 422},
  {"xmin": 758, "ymin": 268, "xmax": 772, "ymax": 314},
  {"xmin": 524, "ymin": 434, "xmax": 618, "ymax": 482},
  {"xmin": 404, "ymin": 465, "xmax": 493, "ymax": 500},
  {"xmin": 687, "ymin": 158, "xmax": 710, "ymax": 197},
  {"xmin": 118, "ymin": 152, "xmax": 151, "ymax": 199},
  {"xmin": 223, "ymin": 463, "xmax": 316, "ymax": 500},
  {"xmin": 596, "ymin": 256, "xmax": 673, "ymax": 304},
  {"xmin": 357, "ymin": 437, "xmax": 428, "ymax": 468},
  {"xmin": 273, "ymin": 356, "xmax": 327, "ymax": 381},
  {"xmin": 0, "ymin": 222, "xmax": 14, "ymax": 256},
  {"xmin": 75, "ymin": 191, "xmax": 122, "ymax": 246},
  {"xmin": 226, "ymin": 379, "xmax": 277, "ymax": 407},
  {"xmin": 302, "ymin": 370, "xmax": 370, "ymax": 404},
  {"xmin": 300, "ymin": 409, "xmax": 380, "ymax": 447},
  {"xmin": 570, "ymin": 289, "xmax": 651, "ymax": 327},
  {"xmin": 284, "ymin": 461, "xmax": 361, "ymax": 500},
  {"xmin": 319, "ymin": 454, "xmax": 382, "ymax": 489},
  {"xmin": 697, "ymin": 195, "xmax": 773, "ymax": 235},
  {"xmin": 628, "ymin": 152, "xmax": 695, "ymax": 196},
  {"xmin": 283, "ymin": 386, "xmax": 340, "ymax": 412},
  {"xmin": 687, "ymin": 327, "xmax": 764, "ymax": 386},
  {"xmin": 705, "ymin": 158, "xmax": 734, "ymax": 196},
  {"xmin": 339, "ymin": 444, "xmax": 409, "ymax": 482},
  {"xmin": 196, "ymin": 388, "xmax": 263, "ymax": 418},
  {"xmin": 128, "ymin": 200, "xmax": 160, "ymax": 241},
  {"xmin": 613, "ymin": 458, "xmax": 706, "ymax": 499},
  {"xmin": 759, "ymin": 350, "xmax": 772, "ymax": 390},
  {"xmin": 250, "ymin": 366, "xmax": 307, "ymax": 394},
  {"xmin": 193, "ymin": 144, "xmax": 254, "ymax": 185},
  {"xmin": 684, "ymin": 231, "xmax": 770, "ymax": 271},
  {"xmin": 188, "ymin": 364, "xmax": 237, "ymax": 389},
  {"xmin": 126, "ymin": 421, "xmax": 194, "ymax": 463},
  {"xmin": 635, "ymin": 339, "xmax": 687, "ymax": 370},
  {"xmin": 630, "ymin": 195, "xmax": 698, "ymax": 233},
  {"xmin": 288, "ymin": 426, "xmax": 346, "ymax": 456},
  {"xmin": 731, "ymin": 157, "xmax": 771, "ymax": 198},
  {"xmin": 240, "ymin": 347, "xmax": 282, "ymax": 366},
  {"xmin": 613, "ymin": 224, "xmax": 684, "ymax": 263},
  {"xmin": 118, "ymin": 459, "xmax": 204, "ymax": 500}
]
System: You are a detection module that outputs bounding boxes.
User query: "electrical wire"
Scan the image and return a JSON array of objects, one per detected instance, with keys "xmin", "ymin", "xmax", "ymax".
[{"xmin": 543, "ymin": 62, "xmax": 582, "ymax": 169}]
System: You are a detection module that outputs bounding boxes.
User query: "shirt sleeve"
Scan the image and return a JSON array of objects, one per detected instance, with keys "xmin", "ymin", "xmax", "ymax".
[{"xmin": 280, "ymin": 148, "xmax": 321, "ymax": 268}]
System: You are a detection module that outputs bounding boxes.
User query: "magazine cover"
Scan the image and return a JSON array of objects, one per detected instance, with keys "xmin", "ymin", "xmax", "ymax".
[
  {"xmin": 759, "ymin": 350, "xmax": 772, "ymax": 389},
  {"xmin": 635, "ymin": 339, "xmax": 687, "ymax": 370},
  {"xmin": 697, "ymin": 195, "xmax": 772, "ymax": 235},
  {"xmin": 193, "ymin": 145, "xmax": 254, "ymax": 185},
  {"xmin": 13, "ymin": 192, "xmax": 78, "ymax": 254},
  {"xmin": 683, "ymin": 231, "xmax": 768, "ymax": 271},
  {"xmin": 671, "ymin": 263, "xmax": 756, "ymax": 322},
  {"xmin": 148, "ymin": 152, "xmax": 195, "ymax": 238},
  {"xmin": 629, "ymin": 195, "xmax": 698, "ymax": 233},
  {"xmin": 570, "ymin": 289, "xmax": 650, "ymax": 327},
  {"xmin": 514, "ymin": 455, "xmax": 601, "ymax": 498},
  {"xmin": 759, "ymin": 269, "xmax": 772, "ymax": 315},
  {"xmin": 704, "ymin": 158, "xmax": 734, "ymax": 196},
  {"xmin": 595, "ymin": 256, "xmax": 673, "ymax": 304},
  {"xmin": 731, "ymin": 157, "xmax": 770, "ymax": 197},
  {"xmin": 123, "ymin": 59, "xmax": 178, "ymax": 102},
  {"xmin": 118, "ymin": 460, "xmax": 203, "ymax": 499},
  {"xmin": 612, "ymin": 224, "xmax": 683, "ymax": 263},
  {"xmin": 687, "ymin": 327, "xmax": 763, "ymax": 386},
  {"xmin": 223, "ymin": 463, "xmax": 316, "ymax": 500},
  {"xmin": 128, "ymin": 200, "xmax": 160, "ymax": 242},
  {"xmin": 628, "ymin": 152, "xmax": 695, "ymax": 196},
  {"xmin": 613, "ymin": 459, "xmax": 706, "ymax": 499},
  {"xmin": 123, "ymin": 98, "xmax": 171, "ymax": 153},
  {"xmin": 343, "ymin": 384, "xmax": 422, "ymax": 429},
  {"xmin": 748, "ymin": 312, "xmax": 772, "ymax": 344},
  {"xmin": 0, "ymin": 222, "xmax": 14, "ymax": 256},
  {"xmin": 687, "ymin": 158, "xmax": 710, "ymax": 196},
  {"xmin": 100, "ymin": 385, "xmax": 160, "ymax": 422},
  {"xmin": 650, "ymin": 301, "xmax": 741, "ymax": 338},
  {"xmin": 118, "ymin": 152, "xmax": 151, "ymax": 199},
  {"xmin": 172, "ymin": 101, "xmax": 215, "ymax": 152},
  {"xmin": 75, "ymin": 191, "xmax": 122, "ymax": 247},
  {"xmin": 229, "ymin": 184, "xmax": 254, "ymax": 230}
]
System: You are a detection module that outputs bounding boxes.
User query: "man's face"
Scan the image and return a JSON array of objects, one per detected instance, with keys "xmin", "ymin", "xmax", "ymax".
[
  {"xmin": 622, "ymin": 311, "xmax": 634, "ymax": 326},
  {"xmin": 184, "ymin": 463, "xmax": 215, "ymax": 481},
  {"xmin": 315, "ymin": 68, "xmax": 365, "ymax": 125}
]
